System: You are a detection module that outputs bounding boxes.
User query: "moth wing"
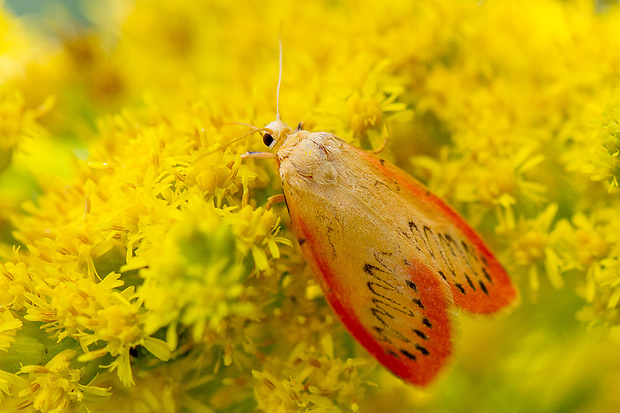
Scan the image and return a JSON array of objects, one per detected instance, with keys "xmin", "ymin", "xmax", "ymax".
[
  {"xmin": 284, "ymin": 191, "xmax": 455, "ymax": 386},
  {"xmin": 279, "ymin": 135, "xmax": 457, "ymax": 385},
  {"xmin": 349, "ymin": 144, "xmax": 518, "ymax": 314}
]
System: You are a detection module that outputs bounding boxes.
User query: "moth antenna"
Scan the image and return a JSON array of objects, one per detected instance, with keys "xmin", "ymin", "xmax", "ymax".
[
  {"xmin": 199, "ymin": 33, "xmax": 284, "ymax": 163},
  {"xmin": 197, "ymin": 126, "xmax": 269, "ymax": 159},
  {"xmin": 225, "ymin": 121, "xmax": 261, "ymax": 129},
  {"xmin": 276, "ymin": 33, "xmax": 283, "ymax": 121}
]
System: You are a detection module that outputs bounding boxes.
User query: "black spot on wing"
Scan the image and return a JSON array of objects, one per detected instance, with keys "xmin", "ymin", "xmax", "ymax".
[
  {"xmin": 482, "ymin": 266, "xmax": 493, "ymax": 283},
  {"xmin": 465, "ymin": 274, "xmax": 476, "ymax": 290},
  {"xmin": 406, "ymin": 280, "xmax": 418, "ymax": 292},
  {"xmin": 413, "ymin": 329, "xmax": 428, "ymax": 340},
  {"xmin": 416, "ymin": 344, "xmax": 430, "ymax": 356},
  {"xmin": 373, "ymin": 179, "xmax": 393, "ymax": 192}
]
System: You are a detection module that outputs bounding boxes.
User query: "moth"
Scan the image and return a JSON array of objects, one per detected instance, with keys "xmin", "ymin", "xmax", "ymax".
[{"xmin": 242, "ymin": 42, "xmax": 517, "ymax": 385}]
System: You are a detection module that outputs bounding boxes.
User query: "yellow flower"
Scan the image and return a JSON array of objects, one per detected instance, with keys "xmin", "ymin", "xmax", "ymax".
[
  {"xmin": 0, "ymin": 250, "xmax": 36, "ymax": 311},
  {"xmin": 498, "ymin": 203, "xmax": 568, "ymax": 291},
  {"xmin": 13, "ymin": 349, "xmax": 110, "ymax": 413},
  {"xmin": 598, "ymin": 101, "xmax": 620, "ymax": 188},
  {"xmin": 24, "ymin": 270, "xmax": 169, "ymax": 386},
  {"xmin": 252, "ymin": 335, "xmax": 369, "ymax": 413},
  {"xmin": 0, "ymin": 370, "xmax": 26, "ymax": 405},
  {"xmin": 131, "ymin": 199, "xmax": 287, "ymax": 343},
  {"xmin": 572, "ymin": 213, "xmax": 611, "ymax": 268},
  {"xmin": 313, "ymin": 59, "xmax": 413, "ymax": 150},
  {"xmin": 0, "ymin": 310, "xmax": 22, "ymax": 352},
  {"xmin": 565, "ymin": 207, "xmax": 620, "ymax": 330}
]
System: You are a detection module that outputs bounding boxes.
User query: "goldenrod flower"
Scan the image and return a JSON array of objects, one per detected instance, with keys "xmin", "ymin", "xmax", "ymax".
[
  {"xmin": 0, "ymin": 310, "xmax": 21, "ymax": 352},
  {"xmin": 252, "ymin": 335, "xmax": 368, "ymax": 412},
  {"xmin": 2, "ymin": 349, "xmax": 110, "ymax": 412}
]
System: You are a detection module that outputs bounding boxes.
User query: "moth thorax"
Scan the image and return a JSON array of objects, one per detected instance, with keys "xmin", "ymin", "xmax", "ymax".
[{"xmin": 287, "ymin": 137, "xmax": 338, "ymax": 185}]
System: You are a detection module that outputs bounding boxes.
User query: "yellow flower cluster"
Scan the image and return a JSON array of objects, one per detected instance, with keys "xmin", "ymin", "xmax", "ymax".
[
  {"xmin": 2, "ymin": 0, "xmax": 620, "ymax": 412},
  {"xmin": 252, "ymin": 335, "xmax": 368, "ymax": 412}
]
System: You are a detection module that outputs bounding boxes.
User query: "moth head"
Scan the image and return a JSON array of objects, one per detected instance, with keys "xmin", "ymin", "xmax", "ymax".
[{"xmin": 261, "ymin": 118, "xmax": 295, "ymax": 150}]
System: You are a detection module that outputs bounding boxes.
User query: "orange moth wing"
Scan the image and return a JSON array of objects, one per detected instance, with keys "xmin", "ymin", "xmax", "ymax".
[
  {"xmin": 250, "ymin": 120, "xmax": 517, "ymax": 386},
  {"xmin": 286, "ymin": 197, "xmax": 454, "ymax": 386},
  {"xmin": 349, "ymin": 144, "xmax": 518, "ymax": 314}
]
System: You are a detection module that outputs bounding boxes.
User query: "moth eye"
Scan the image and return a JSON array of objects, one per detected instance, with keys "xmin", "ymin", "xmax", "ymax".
[{"xmin": 262, "ymin": 133, "xmax": 275, "ymax": 147}]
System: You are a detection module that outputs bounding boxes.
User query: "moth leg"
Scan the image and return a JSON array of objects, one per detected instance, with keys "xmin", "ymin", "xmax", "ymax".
[
  {"xmin": 265, "ymin": 194, "xmax": 286, "ymax": 210},
  {"xmin": 240, "ymin": 186, "xmax": 284, "ymax": 208},
  {"xmin": 240, "ymin": 151, "xmax": 279, "ymax": 207},
  {"xmin": 371, "ymin": 136, "xmax": 389, "ymax": 154},
  {"xmin": 242, "ymin": 151, "xmax": 277, "ymax": 159}
]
